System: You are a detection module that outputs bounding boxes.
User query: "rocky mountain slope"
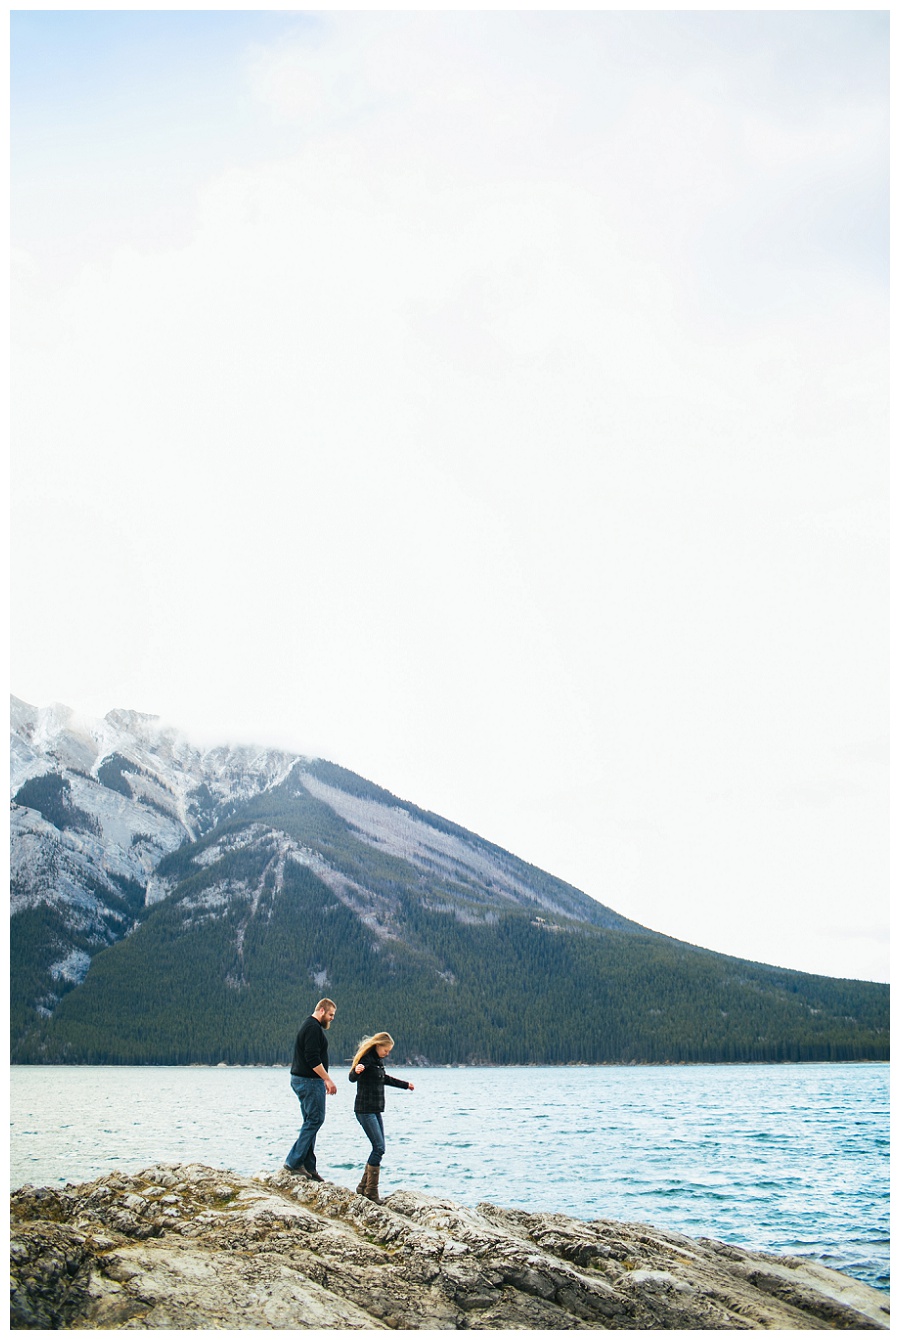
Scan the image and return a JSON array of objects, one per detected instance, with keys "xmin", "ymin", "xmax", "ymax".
[
  {"xmin": 10, "ymin": 1163, "xmax": 889, "ymax": 1329},
  {"xmin": 10, "ymin": 696, "xmax": 890, "ymax": 1065},
  {"xmin": 11, "ymin": 695, "xmax": 299, "ymax": 964}
]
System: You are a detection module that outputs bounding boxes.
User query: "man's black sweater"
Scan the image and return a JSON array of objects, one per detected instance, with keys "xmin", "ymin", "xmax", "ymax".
[{"xmin": 291, "ymin": 1015, "xmax": 329, "ymax": 1078}]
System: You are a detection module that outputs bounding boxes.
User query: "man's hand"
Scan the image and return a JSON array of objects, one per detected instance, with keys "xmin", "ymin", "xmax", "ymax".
[{"xmin": 313, "ymin": 1063, "xmax": 337, "ymax": 1096}]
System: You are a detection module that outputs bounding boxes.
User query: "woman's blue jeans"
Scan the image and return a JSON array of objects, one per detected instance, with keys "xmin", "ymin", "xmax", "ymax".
[
  {"xmin": 285, "ymin": 1075, "xmax": 326, "ymax": 1172},
  {"xmin": 356, "ymin": 1111, "xmax": 385, "ymax": 1166}
]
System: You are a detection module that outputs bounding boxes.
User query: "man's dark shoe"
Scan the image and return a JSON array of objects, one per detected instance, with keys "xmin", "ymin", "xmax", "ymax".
[
  {"xmin": 283, "ymin": 1163, "xmax": 313, "ymax": 1178},
  {"xmin": 304, "ymin": 1167, "xmax": 325, "ymax": 1182}
]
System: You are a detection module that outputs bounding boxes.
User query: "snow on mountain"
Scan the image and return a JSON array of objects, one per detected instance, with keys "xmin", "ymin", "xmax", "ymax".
[
  {"xmin": 10, "ymin": 696, "xmax": 306, "ymax": 1012},
  {"xmin": 10, "ymin": 696, "xmax": 299, "ymax": 819}
]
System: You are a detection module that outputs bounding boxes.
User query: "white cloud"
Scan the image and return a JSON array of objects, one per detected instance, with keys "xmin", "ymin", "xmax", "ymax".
[{"xmin": 11, "ymin": 11, "xmax": 888, "ymax": 982}]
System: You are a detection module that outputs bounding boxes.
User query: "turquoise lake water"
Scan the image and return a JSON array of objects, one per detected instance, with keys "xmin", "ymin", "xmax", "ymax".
[{"xmin": 10, "ymin": 1061, "xmax": 889, "ymax": 1292}]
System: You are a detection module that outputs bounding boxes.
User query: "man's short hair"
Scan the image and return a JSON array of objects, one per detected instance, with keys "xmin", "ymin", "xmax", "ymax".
[{"xmin": 315, "ymin": 998, "xmax": 336, "ymax": 1013}]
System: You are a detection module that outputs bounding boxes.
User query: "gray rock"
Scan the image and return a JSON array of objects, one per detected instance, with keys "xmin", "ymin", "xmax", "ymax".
[{"xmin": 10, "ymin": 1163, "xmax": 890, "ymax": 1330}]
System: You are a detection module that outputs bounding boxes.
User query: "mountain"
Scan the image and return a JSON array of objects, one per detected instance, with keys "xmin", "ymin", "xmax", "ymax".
[{"xmin": 9, "ymin": 696, "xmax": 889, "ymax": 1066}]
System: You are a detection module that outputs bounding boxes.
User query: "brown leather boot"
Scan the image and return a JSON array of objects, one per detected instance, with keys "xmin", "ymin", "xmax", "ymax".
[
  {"xmin": 363, "ymin": 1164, "xmax": 383, "ymax": 1205},
  {"xmin": 356, "ymin": 1166, "xmax": 370, "ymax": 1195}
]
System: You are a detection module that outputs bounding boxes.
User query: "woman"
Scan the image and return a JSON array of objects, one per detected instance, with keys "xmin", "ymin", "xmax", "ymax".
[{"xmin": 348, "ymin": 1031, "xmax": 415, "ymax": 1203}]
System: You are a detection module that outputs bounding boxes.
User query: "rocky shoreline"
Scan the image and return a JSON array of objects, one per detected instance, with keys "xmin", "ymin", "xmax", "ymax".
[{"xmin": 11, "ymin": 1163, "xmax": 889, "ymax": 1330}]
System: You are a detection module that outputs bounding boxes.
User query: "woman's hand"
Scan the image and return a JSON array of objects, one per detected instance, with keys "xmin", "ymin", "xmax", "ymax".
[
  {"xmin": 355, "ymin": 1063, "xmax": 364, "ymax": 1074},
  {"xmin": 407, "ymin": 1083, "xmax": 415, "ymax": 1091}
]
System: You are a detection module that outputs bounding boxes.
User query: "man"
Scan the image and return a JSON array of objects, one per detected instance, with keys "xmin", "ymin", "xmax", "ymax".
[{"xmin": 283, "ymin": 998, "xmax": 338, "ymax": 1180}]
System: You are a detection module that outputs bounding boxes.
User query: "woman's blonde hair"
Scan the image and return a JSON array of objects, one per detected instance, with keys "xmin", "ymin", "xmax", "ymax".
[{"xmin": 351, "ymin": 1032, "xmax": 395, "ymax": 1070}]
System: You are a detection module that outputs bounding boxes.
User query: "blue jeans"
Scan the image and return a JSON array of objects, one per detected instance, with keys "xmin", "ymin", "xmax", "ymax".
[
  {"xmin": 285, "ymin": 1075, "xmax": 326, "ymax": 1172},
  {"xmin": 356, "ymin": 1111, "xmax": 385, "ymax": 1166}
]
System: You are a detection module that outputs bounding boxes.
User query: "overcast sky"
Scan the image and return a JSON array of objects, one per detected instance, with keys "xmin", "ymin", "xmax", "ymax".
[{"xmin": 11, "ymin": 8, "xmax": 889, "ymax": 984}]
